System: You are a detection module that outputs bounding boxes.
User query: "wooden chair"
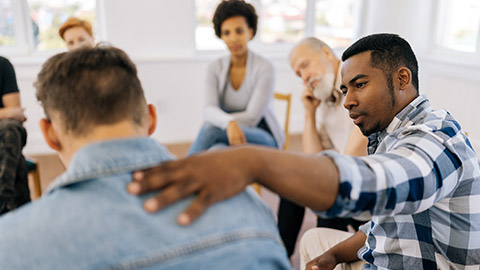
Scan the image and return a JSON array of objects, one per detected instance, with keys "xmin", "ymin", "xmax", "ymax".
[
  {"xmin": 274, "ymin": 92, "xmax": 292, "ymax": 150},
  {"xmin": 252, "ymin": 92, "xmax": 292, "ymax": 195},
  {"xmin": 26, "ymin": 156, "xmax": 42, "ymax": 198}
]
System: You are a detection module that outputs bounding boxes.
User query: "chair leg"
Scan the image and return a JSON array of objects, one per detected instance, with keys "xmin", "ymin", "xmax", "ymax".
[{"xmin": 31, "ymin": 168, "xmax": 42, "ymax": 198}]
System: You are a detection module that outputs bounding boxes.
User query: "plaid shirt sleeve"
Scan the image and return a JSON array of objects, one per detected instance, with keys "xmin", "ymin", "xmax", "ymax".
[
  {"xmin": 313, "ymin": 96, "xmax": 480, "ymax": 268},
  {"xmin": 316, "ymin": 126, "xmax": 470, "ymax": 219}
]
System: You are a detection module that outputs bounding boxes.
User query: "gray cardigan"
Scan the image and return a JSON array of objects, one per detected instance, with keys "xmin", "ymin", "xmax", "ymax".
[{"xmin": 203, "ymin": 50, "xmax": 284, "ymax": 149}]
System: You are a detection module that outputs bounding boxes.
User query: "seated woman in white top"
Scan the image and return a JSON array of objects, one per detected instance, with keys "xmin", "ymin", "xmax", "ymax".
[{"xmin": 188, "ymin": 0, "xmax": 284, "ymax": 155}]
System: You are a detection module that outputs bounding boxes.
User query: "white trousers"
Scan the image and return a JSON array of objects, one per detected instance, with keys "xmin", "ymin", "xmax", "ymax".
[{"xmin": 299, "ymin": 228, "xmax": 365, "ymax": 270}]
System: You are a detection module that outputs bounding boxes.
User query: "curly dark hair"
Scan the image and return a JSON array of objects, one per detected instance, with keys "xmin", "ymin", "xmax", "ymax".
[{"xmin": 212, "ymin": 0, "xmax": 258, "ymax": 38}]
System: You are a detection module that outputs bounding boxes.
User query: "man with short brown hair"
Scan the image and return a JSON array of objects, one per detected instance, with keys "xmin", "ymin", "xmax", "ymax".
[{"xmin": 0, "ymin": 46, "xmax": 290, "ymax": 270}]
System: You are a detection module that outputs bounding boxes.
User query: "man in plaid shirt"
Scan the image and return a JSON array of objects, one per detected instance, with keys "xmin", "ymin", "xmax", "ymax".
[{"xmin": 129, "ymin": 34, "xmax": 480, "ymax": 269}]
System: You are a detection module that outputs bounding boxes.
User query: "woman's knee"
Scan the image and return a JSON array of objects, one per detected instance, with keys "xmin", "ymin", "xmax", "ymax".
[{"xmin": 199, "ymin": 122, "xmax": 224, "ymax": 136}]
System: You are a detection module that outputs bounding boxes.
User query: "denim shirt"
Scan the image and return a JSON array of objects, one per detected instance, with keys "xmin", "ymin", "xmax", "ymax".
[{"xmin": 0, "ymin": 137, "xmax": 290, "ymax": 270}]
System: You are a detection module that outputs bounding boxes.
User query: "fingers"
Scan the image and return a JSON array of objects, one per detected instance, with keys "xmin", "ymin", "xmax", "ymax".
[
  {"xmin": 177, "ymin": 191, "xmax": 215, "ymax": 226},
  {"xmin": 227, "ymin": 131, "xmax": 246, "ymax": 146},
  {"xmin": 142, "ymin": 175, "xmax": 200, "ymax": 213},
  {"xmin": 127, "ymin": 161, "xmax": 182, "ymax": 195}
]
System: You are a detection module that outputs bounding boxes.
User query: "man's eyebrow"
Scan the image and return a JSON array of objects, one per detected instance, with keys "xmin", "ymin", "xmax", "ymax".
[
  {"xmin": 349, "ymin": 74, "xmax": 368, "ymax": 84},
  {"xmin": 340, "ymin": 74, "xmax": 368, "ymax": 90}
]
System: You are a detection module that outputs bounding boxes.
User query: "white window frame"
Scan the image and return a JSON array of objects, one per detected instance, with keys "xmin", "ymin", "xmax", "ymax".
[
  {"xmin": 429, "ymin": 0, "xmax": 480, "ymax": 68},
  {"xmin": 0, "ymin": 0, "xmax": 31, "ymax": 55},
  {"xmin": 0, "ymin": 0, "xmax": 104, "ymax": 57},
  {"xmin": 194, "ymin": 0, "xmax": 366, "ymax": 57}
]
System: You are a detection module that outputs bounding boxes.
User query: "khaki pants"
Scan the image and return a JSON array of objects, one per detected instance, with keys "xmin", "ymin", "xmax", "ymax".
[{"xmin": 299, "ymin": 228, "xmax": 365, "ymax": 270}]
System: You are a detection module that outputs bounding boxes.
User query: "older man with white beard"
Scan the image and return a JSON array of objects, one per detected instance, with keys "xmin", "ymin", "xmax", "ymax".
[{"xmin": 277, "ymin": 37, "xmax": 368, "ymax": 259}]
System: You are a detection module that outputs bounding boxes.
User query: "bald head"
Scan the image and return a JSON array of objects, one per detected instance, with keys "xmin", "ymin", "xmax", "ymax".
[
  {"xmin": 289, "ymin": 37, "xmax": 340, "ymax": 90},
  {"xmin": 290, "ymin": 37, "xmax": 335, "ymax": 60}
]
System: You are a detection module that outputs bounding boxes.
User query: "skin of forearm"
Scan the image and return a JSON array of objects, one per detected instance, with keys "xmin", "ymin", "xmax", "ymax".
[
  {"xmin": 242, "ymin": 146, "xmax": 339, "ymax": 211},
  {"xmin": 0, "ymin": 108, "xmax": 8, "ymax": 119},
  {"xmin": 303, "ymin": 112, "xmax": 325, "ymax": 154},
  {"xmin": 328, "ymin": 230, "xmax": 367, "ymax": 264}
]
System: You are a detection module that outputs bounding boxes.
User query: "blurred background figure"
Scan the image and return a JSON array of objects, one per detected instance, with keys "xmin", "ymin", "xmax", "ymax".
[
  {"xmin": 58, "ymin": 17, "xmax": 94, "ymax": 51},
  {"xmin": 0, "ymin": 56, "xmax": 30, "ymax": 215},
  {"xmin": 277, "ymin": 37, "xmax": 367, "ymax": 259},
  {"xmin": 187, "ymin": 0, "xmax": 284, "ymax": 155}
]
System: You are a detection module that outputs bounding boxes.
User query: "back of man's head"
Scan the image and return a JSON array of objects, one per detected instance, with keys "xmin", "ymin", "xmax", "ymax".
[
  {"xmin": 342, "ymin": 33, "xmax": 419, "ymax": 93},
  {"xmin": 35, "ymin": 45, "xmax": 147, "ymax": 136}
]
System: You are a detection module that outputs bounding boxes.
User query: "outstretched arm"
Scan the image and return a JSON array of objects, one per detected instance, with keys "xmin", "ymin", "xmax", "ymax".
[{"xmin": 128, "ymin": 146, "xmax": 340, "ymax": 225}]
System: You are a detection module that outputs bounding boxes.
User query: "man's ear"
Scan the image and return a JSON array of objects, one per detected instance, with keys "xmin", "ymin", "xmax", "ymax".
[
  {"xmin": 39, "ymin": 118, "xmax": 63, "ymax": 152},
  {"xmin": 397, "ymin": 67, "xmax": 412, "ymax": 90},
  {"xmin": 147, "ymin": 104, "xmax": 157, "ymax": 136}
]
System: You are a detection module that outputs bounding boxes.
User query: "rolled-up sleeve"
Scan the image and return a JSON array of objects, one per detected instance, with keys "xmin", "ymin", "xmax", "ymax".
[{"xmin": 315, "ymin": 128, "xmax": 463, "ymax": 219}]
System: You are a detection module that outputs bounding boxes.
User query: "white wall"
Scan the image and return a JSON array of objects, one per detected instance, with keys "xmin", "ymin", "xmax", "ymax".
[
  {"xmin": 8, "ymin": 0, "xmax": 480, "ymax": 155},
  {"xmin": 362, "ymin": 0, "xmax": 480, "ymax": 153}
]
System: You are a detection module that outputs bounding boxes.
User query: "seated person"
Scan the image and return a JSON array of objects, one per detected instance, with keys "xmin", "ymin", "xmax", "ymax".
[
  {"xmin": 188, "ymin": 0, "xmax": 284, "ymax": 155},
  {"xmin": 277, "ymin": 37, "xmax": 368, "ymax": 258},
  {"xmin": 128, "ymin": 34, "xmax": 480, "ymax": 270},
  {"xmin": 0, "ymin": 46, "xmax": 291, "ymax": 270},
  {"xmin": 0, "ymin": 56, "xmax": 29, "ymax": 215},
  {"xmin": 58, "ymin": 16, "xmax": 95, "ymax": 51}
]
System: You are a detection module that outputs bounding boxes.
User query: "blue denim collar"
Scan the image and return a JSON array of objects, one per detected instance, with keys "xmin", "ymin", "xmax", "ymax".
[{"xmin": 46, "ymin": 137, "xmax": 174, "ymax": 194}]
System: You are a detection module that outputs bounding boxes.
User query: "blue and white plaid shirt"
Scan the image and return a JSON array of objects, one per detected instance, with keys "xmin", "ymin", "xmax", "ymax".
[{"xmin": 317, "ymin": 95, "xmax": 480, "ymax": 269}]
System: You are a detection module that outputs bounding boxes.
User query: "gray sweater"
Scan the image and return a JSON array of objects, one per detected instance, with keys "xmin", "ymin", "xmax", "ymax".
[{"xmin": 203, "ymin": 50, "xmax": 284, "ymax": 149}]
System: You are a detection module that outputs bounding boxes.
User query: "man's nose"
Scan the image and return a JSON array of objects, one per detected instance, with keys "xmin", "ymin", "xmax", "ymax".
[
  {"xmin": 343, "ymin": 91, "xmax": 356, "ymax": 110},
  {"xmin": 300, "ymin": 72, "xmax": 309, "ymax": 85}
]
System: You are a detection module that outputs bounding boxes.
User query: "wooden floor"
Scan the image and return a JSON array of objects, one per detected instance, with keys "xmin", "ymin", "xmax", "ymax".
[{"xmin": 28, "ymin": 133, "xmax": 316, "ymax": 270}]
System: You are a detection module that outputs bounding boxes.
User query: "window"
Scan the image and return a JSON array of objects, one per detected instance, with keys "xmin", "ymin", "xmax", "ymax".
[
  {"xmin": 29, "ymin": 0, "xmax": 96, "ymax": 51},
  {"xmin": 0, "ymin": 0, "xmax": 96, "ymax": 53},
  {"xmin": 195, "ymin": 0, "xmax": 361, "ymax": 51},
  {"xmin": 0, "ymin": 0, "xmax": 16, "ymax": 47},
  {"xmin": 314, "ymin": 0, "xmax": 356, "ymax": 49},
  {"xmin": 257, "ymin": 0, "xmax": 306, "ymax": 44},
  {"xmin": 436, "ymin": 0, "xmax": 480, "ymax": 53},
  {"xmin": 196, "ymin": 0, "xmax": 224, "ymax": 50}
]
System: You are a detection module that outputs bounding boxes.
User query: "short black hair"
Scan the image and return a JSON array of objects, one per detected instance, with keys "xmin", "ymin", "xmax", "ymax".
[
  {"xmin": 212, "ymin": 0, "xmax": 258, "ymax": 39},
  {"xmin": 342, "ymin": 33, "xmax": 419, "ymax": 93}
]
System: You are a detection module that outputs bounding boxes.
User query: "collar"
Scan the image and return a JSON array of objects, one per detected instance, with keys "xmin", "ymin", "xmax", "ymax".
[
  {"xmin": 367, "ymin": 95, "xmax": 430, "ymax": 154},
  {"xmin": 46, "ymin": 137, "xmax": 173, "ymax": 194}
]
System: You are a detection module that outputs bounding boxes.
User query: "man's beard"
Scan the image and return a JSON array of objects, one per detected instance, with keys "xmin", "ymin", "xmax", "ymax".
[
  {"xmin": 308, "ymin": 71, "xmax": 336, "ymax": 102},
  {"xmin": 358, "ymin": 121, "xmax": 381, "ymax": 137}
]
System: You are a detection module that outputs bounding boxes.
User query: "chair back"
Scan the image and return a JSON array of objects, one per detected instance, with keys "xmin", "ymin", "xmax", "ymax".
[{"xmin": 274, "ymin": 92, "xmax": 292, "ymax": 150}]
